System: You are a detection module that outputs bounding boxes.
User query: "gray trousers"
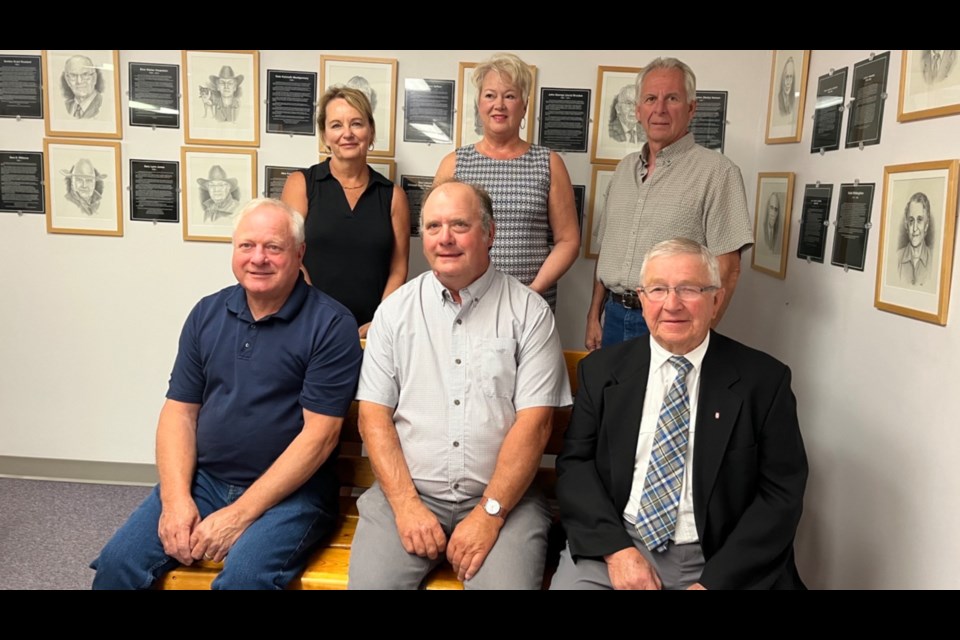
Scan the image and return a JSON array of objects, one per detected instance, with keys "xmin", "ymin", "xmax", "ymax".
[
  {"xmin": 551, "ymin": 519, "xmax": 705, "ymax": 590},
  {"xmin": 348, "ymin": 482, "xmax": 550, "ymax": 590}
]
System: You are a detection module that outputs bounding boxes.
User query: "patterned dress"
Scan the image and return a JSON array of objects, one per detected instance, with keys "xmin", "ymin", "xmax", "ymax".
[{"xmin": 454, "ymin": 144, "xmax": 555, "ymax": 309}]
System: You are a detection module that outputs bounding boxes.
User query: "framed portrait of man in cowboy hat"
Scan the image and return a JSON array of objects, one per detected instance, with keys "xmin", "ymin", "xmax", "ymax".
[
  {"xmin": 182, "ymin": 147, "xmax": 257, "ymax": 242},
  {"xmin": 44, "ymin": 138, "xmax": 122, "ymax": 236},
  {"xmin": 42, "ymin": 50, "xmax": 122, "ymax": 140},
  {"xmin": 183, "ymin": 50, "xmax": 260, "ymax": 147}
]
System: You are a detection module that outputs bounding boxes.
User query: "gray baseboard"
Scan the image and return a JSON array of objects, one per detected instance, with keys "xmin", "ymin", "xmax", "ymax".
[{"xmin": 0, "ymin": 456, "xmax": 157, "ymax": 486}]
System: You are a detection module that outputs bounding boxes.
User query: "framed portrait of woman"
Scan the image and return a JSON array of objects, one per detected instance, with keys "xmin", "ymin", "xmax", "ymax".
[
  {"xmin": 898, "ymin": 50, "xmax": 960, "ymax": 122},
  {"xmin": 183, "ymin": 50, "xmax": 260, "ymax": 147},
  {"xmin": 44, "ymin": 138, "xmax": 123, "ymax": 236},
  {"xmin": 591, "ymin": 66, "xmax": 644, "ymax": 164},
  {"xmin": 456, "ymin": 61, "xmax": 537, "ymax": 149},
  {"xmin": 874, "ymin": 160, "xmax": 959, "ymax": 325},
  {"xmin": 320, "ymin": 55, "xmax": 398, "ymax": 158},
  {"xmin": 751, "ymin": 172, "xmax": 795, "ymax": 279},
  {"xmin": 765, "ymin": 50, "xmax": 810, "ymax": 144},
  {"xmin": 42, "ymin": 50, "xmax": 122, "ymax": 139}
]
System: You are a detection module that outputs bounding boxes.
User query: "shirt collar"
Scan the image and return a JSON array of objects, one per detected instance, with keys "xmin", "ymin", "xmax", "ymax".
[
  {"xmin": 431, "ymin": 262, "xmax": 497, "ymax": 306},
  {"xmin": 899, "ymin": 244, "xmax": 930, "ymax": 266},
  {"xmin": 649, "ymin": 330, "xmax": 710, "ymax": 376},
  {"xmin": 641, "ymin": 131, "xmax": 696, "ymax": 166},
  {"xmin": 226, "ymin": 272, "xmax": 309, "ymax": 323},
  {"xmin": 314, "ymin": 158, "xmax": 393, "ymax": 190}
]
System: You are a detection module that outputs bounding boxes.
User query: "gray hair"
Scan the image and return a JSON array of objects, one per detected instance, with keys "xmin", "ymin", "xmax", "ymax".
[
  {"xmin": 472, "ymin": 52, "xmax": 534, "ymax": 107},
  {"xmin": 640, "ymin": 238, "xmax": 721, "ymax": 288},
  {"xmin": 232, "ymin": 197, "xmax": 305, "ymax": 245},
  {"xmin": 636, "ymin": 57, "xmax": 697, "ymax": 105},
  {"xmin": 421, "ymin": 179, "xmax": 494, "ymax": 239}
]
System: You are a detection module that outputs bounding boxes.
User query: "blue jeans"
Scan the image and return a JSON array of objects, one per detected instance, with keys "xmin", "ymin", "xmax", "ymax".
[
  {"xmin": 601, "ymin": 298, "xmax": 649, "ymax": 347},
  {"xmin": 90, "ymin": 468, "xmax": 335, "ymax": 590}
]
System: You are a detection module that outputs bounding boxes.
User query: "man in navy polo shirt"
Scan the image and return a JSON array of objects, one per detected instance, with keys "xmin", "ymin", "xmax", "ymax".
[{"xmin": 92, "ymin": 198, "xmax": 362, "ymax": 590}]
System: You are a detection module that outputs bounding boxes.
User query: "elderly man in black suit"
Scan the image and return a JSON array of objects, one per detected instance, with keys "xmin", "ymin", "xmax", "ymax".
[{"xmin": 553, "ymin": 238, "xmax": 807, "ymax": 590}]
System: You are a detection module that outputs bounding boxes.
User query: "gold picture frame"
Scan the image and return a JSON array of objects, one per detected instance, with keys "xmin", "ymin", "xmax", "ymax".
[
  {"xmin": 183, "ymin": 50, "xmax": 260, "ymax": 148},
  {"xmin": 320, "ymin": 55, "xmax": 397, "ymax": 158},
  {"xmin": 585, "ymin": 165, "xmax": 616, "ymax": 259},
  {"xmin": 591, "ymin": 65, "xmax": 644, "ymax": 165},
  {"xmin": 44, "ymin": 138, "xmax": 123, "ymax": 237},
  {"xmin": 874, "ymin": 160, "xmax": 959, "ymax": 325},
  {"xmin": 765, "ymin": 50, "xmax": 811, "ymax": 144},
  {"xmin": 455, "ymin": 61, "xmax": 537, "ymax": 149},
  {"xmin": 751, "ymin": 172, "xmax": 795, "ymax": 279},
  {"xmin": 181, "ymin": 146, "xmax": 257, "ymax": 243},
  {"xmin": 897, "ymin": 50, "xmax": 960, "ymax": 122},
  {"xmin": 42, "ymin": 50, "xmax": 122, "ymax": 140}
]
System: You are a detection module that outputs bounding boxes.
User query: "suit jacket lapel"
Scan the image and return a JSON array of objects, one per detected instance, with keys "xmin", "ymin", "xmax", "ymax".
[
  {"xmin": 693, "ymin": 333, "xmax": 742, "ymax": 532},
  {"xmin": 604, "ymin": 339, "xmax": 652, "ymax": 510}
]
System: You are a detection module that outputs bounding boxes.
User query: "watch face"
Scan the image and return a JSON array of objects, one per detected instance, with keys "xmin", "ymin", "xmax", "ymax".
[{"xmin": 484, "ymin": 498, "xmax": 501, "ymax": 515}]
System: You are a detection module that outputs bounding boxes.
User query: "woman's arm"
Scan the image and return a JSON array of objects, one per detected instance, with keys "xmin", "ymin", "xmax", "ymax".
[
  {"xmin": 280, "ymin": 170, "xmax": 313, "ymax": 285},
  {"xmin": 529, "ymin": 152, "xmax": 580, "ymax": 295}
]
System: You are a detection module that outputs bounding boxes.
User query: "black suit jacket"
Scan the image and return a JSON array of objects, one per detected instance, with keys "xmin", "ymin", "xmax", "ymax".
[{"xmin": 557, "ymin": 332, "xmax": 807, "ymax": 589}]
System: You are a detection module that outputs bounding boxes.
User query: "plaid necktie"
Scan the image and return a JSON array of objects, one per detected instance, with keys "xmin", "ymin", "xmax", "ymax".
[{"xmin": 635, "ymin": 355, "xmax": 693, "ymax": 552}]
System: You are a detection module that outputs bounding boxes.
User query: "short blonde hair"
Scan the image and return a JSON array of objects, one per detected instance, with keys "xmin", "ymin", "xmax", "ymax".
[
  {"xmin": 316, "ymin": 85, "xmax": 376, "ymax": 145},
  {"xmin": 472, "ymin": 52, "xmax": 534, "ymax": 106}
]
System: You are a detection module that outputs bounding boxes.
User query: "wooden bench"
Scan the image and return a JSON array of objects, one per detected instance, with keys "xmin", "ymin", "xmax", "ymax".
[{"xmin": 157, "ymin": 349, "xmax": 587, "ymax": 590}]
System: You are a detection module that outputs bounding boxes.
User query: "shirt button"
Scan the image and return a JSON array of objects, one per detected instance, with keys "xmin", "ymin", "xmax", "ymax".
[
  {"xmin": 455, "ymin": 358, "xmax": 462, "ymax": 365},
  {"xmin": 249, "ymin": 324, "xmax": 255, "ymax": 329},
  {"xmin": 454, "ymin": 483, "xmax": 460, "ymax": 489},
  {"xmin": 456, "ymin": 319, "xmax": 462, "ymax": 325},
  {"xmin": 243, "ymin": 343, "xmax": 250, "ymax": 349},
  {"xmin": 453, "ymin": 441, "xmax": 460, "ymax": 447},
  {"xmin": 453, "ymin": 399, "xmax": 460, "ymax": 406}
]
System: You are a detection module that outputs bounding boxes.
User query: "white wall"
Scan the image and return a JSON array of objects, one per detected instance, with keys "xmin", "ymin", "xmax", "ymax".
[{"xmin": 2, "ymin": 49, "xmax": 956, "ymax": 588}]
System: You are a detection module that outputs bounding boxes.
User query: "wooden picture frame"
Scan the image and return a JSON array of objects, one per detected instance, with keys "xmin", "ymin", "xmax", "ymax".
[
  {"xmin": 591, "ymin": 66, "xmax": 644, "ymax": 164},
  {"xmin": 42, "ymin": 50, "xmax": 122, "ymax": 139},
  {"xmin": 320, "ymin": 55, "xmax": 397, "ymax": 158},
  {"xmin": 874, "ymin": 160, "xmax": 959, "ymax": 325},
  {"xmin": 181, "ymin": 147, "xmax": 257, "ymax": 242},
  {"xmin": 455, "ymin": 61, "xmax": 537, "ymax": 148},
  {"xmin": 751, "ymin": 172, "xmax": 795, "ymax": 279},
  {"xmin": 585, "ymin": 165, "xmax": 615, "ymax": 259},
  {"xmin": 44, "ymin": 138, "xmax": 122, "ymax": 236},
  {"xmin": 183, "ymin": 50, "xmax": 260, "ymax": 147},
  {"xmin": 765, "ymin": 50, "xmax": 810, "ymax": 144},
  {"xmin": 897, "ymin": 50, "xmax": 960, "ymax": 122}
]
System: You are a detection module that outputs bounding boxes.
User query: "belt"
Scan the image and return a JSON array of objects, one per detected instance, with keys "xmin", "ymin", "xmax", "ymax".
[{"xmin": 608, "ymin": 289, "xmax": 641, "ymax": 310}]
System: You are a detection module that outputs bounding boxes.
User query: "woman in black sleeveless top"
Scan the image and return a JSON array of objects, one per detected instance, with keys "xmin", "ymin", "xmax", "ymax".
[{"xmin": 282, "ymin": 86, "xmax": 409, "ymax": 337}]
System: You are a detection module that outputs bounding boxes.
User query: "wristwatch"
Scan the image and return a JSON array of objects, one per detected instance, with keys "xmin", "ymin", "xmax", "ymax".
[{"xmin": 480, "ymin": 496, "xmax": 507, "ymax": 520}]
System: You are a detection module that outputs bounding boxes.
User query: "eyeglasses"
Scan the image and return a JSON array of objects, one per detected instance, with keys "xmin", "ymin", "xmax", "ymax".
[
  {"xmin": 65, "ymin": 72, "xmax": 95, "ymax": 82},
  {"xmin": 638, "ymin": 285, "xmax": 718, "ymax": 302}
]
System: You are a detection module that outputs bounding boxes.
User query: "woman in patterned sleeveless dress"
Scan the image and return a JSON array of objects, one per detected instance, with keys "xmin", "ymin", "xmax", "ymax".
[{"xmin": 434, "ymin": 53, "xmax": 579, "ymax": 310}]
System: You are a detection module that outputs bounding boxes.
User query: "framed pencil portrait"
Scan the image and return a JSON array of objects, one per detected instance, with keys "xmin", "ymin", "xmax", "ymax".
[
  {"xmin": 751, "ymin": 172, "xmax": 795, "ymax": 279},
  {"xmin": 320, "ymin": 55, "xmax": 397, "ymax": 158},
  {"xmin": 898, "ymin": 50, "xmax": 960, "ymax": 122},
  {"xmin": 455, "ymin": 62, "xmax": 537, "ymax": 149},
  {"xmin": 183, "ymin": 50, "xmax": 260, "ymax": 147},
  {"xmin": 585, "ymin": 165, "xmax": 615, "ymax": 259},
  {"xmin": 765, "ymin": 50, "xmax": 810, "ymax": 144},
  {"xmin": 874, "ymin": 160, "xmax": 959, "ymax": 325},
  {"xmin": 44, "ymin": 138, "xmax": 122, "ymax": 237},
  {"xmin": 42, "ymin": 50, "xmax": 122, "ymax": 139},
  {"xmin": 181, "ymin": 147, "xmax": 257, "ymax": 243},
  {"xmin": 591, "ymin": 66, "xmax": 644, "ymax": 164}
]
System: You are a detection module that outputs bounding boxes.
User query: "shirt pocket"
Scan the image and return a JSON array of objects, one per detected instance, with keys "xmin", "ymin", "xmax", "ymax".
[{"xmin": 480, "ymin": 337, "xmax": 518, "ymax": 399}]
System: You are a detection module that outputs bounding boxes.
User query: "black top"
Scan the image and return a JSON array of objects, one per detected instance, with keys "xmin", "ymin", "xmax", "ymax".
[{"xmin": 300, "ymin": 160, "xmax": 395, "ymax": 326}]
